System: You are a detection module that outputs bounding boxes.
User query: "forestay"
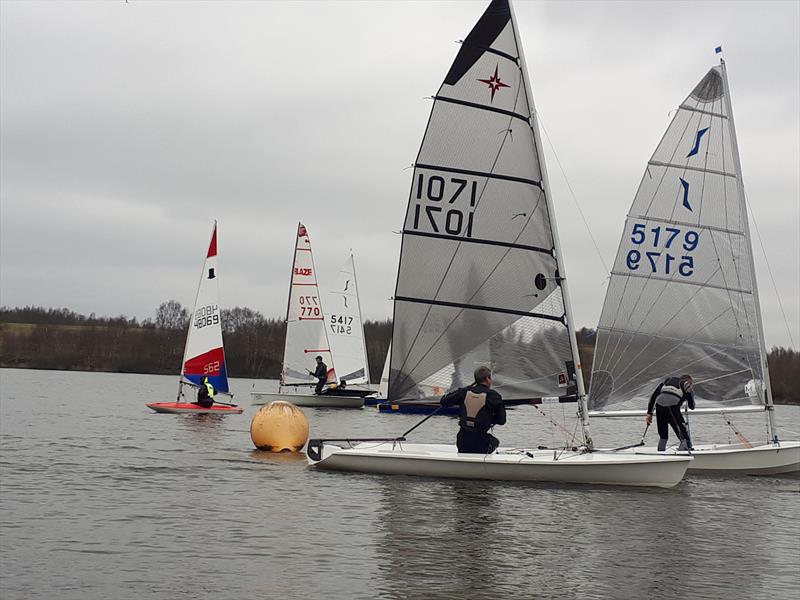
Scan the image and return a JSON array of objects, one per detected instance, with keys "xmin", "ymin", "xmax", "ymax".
[
  {"xmin": 181, "ymin": 222, "xmax": 229, "ymax": 394},
  {"xmin": 389, "ymin": 0, "xmax": 578, "ymax": 402},
  {"xmin": 590, "ymin": 65, "xmax": 766, "ymax": 410},
  {"xmin": 281, "ymin": 223, "xmax": 336, "ymax": 385},
  {"xmin": 327, "ymin": 253, "xmax": 370, "ymax": 385}
]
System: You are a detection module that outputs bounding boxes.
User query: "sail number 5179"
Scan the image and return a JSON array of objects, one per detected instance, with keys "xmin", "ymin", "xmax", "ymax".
[{"xmin": 626, "ymin": 223, "xmax": 699, "ymax": 277}]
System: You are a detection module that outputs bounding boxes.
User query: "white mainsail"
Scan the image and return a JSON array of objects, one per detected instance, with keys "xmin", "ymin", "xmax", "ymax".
[
  {"xmin": 388, "ymin": 0, "xmax": 585, "ymax": 409},
  {"xmin": 281, "ymin": 223, "xmax": 336, "ymax": 386},
  {"xmin": 180, "ymin": 221, "xmax": 229, "ymax": 394},
  {"xmin": 589, "ymin": 63, "xmax": 771, "ymax": 413},
  {"xmin": 326, "ymin": 253, "xmax": 370, "ymax": 385}
]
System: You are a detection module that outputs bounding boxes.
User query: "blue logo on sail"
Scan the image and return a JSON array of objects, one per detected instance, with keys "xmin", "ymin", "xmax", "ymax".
[
  {"xmin": 679, "ymin": 177, "xmax": 692, "ymax": 211},
  {"xmin": 687, "ymin": 127, "xmax": 709, "ymax": 158}
]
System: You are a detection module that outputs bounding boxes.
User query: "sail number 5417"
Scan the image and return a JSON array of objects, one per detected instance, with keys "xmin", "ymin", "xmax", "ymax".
[{"xmin": 626, "ymin": 223, "xmax": 699, "ymax": 277}]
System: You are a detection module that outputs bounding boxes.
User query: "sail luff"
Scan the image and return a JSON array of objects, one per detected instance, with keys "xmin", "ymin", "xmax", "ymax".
[
  {"xmin": 507, "ymin": 0, "xmax": 592, "ymax": 447},
  {"xmin": 719, "ymin": 59, "xmax": 777, "ymax": 442},
  {"xmin": 350, "ymin": 253, "xmax": 371, "ymax": 383},
  {"xmin": 279, "ymin": 222, "xmax": 302, "ymax": 386}
]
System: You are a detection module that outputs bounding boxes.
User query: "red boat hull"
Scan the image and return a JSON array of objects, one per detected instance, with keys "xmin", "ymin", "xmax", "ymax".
[{"xmin": 146, "ymin": 402, "xmax": 243, "ymax": 415}]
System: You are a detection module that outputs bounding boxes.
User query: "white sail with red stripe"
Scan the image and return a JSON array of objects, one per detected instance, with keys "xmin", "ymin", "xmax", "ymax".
[
  {"xmin": 180, "ymin": 221, "xmax": 229, "ymax": 394},
  {"xmin": 281, "ymin": 223, "xmax": 336, "ymax": 385}
]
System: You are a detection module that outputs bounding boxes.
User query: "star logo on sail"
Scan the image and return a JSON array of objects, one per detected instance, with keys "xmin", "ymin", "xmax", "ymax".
[{"xmin": 477, "ymin": 65, "xmax": 510, "ymax": 102}]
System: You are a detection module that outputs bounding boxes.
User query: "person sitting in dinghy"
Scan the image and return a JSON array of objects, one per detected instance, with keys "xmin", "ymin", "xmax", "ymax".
[
  {"xmin": 440, "ymin": 366, "xmax": 506, "ymax": 454},
  {"xmin": 308, "ymin": 356, "xmax": 328, "ymax": 395},
  {"xmin": 646, "ymin": 375, "xmax": 695, "ymax": 452},
  {"xmin": 196, "ymin": 376, "xmax": 215, "ymax": 408}
]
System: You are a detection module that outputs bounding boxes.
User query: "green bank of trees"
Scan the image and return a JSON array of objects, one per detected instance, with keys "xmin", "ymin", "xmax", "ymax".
[{"xmin": 0, "ymin": 304, "xmax": 797, "ymax": 404}]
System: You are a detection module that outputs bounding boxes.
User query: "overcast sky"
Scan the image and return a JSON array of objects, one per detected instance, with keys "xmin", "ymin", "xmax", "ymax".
[{"xmin": 1, "ymin": 0, "xmax": 798, "ymax": 349}]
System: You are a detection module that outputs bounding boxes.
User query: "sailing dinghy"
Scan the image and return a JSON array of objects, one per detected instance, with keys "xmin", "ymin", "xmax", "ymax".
[
  {"xmin": 250, "ymin": 224, "xmax": 366, "ymax": 408},
  {"xmin": 147, "ymin": 222, "xmax": 243, "ymax": 415},
  {"xmin": 308, "ymin": 0, "xmax": 692, "ymax": 487},
  {"xmin": 588, "ymin": 59, "xmax": 799, "ymax": 475}
]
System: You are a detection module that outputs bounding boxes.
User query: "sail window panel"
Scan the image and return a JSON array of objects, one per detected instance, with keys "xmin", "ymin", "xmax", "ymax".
[
  {"xmin": 440, "ymin": 25, "xmax": 529, "ymax": 118},
  {"xmin": 283, "ymin": 319, "xmax": 329, "ymax": 384},
  {"xmin": 405, "ymin": 170, "xmax": 553, "ymax": 249},
  {"xmin": 417, "ymin": 102, "xmax": 541, "ymax": 182},
  {"xmin": 611, "ymin": 216, "xmax": 753, "ymax": 292},
  {"xmin": 396, "ymin": 241, "xmax": 563, "ymax": 317},
  {"xmin": 630, "ymin": 165, "xmax": 745, "ymax": 232},
  {"xmin": 390, "ymin": 301, "xmax": 573, "ymax": 401},
  {"xmin": 589, "ymin": 328, "xmax": 762, "ymax": 409}
]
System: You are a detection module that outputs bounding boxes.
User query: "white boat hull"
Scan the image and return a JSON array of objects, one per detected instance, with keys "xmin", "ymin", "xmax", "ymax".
[
  {"xmin": 250, "ymin": 391, "xmax": 364, "ymax": 408},
  {"xmin": 308, "ymin": 442, "xmax": 691, "ymax": 488},
  {"xmin": 628, "ymin": 441, "xmax": 800, "ymax": 475}
]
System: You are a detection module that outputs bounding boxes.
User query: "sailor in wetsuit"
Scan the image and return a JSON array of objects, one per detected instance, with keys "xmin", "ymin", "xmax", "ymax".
[
  {"xmin": 646, "ymin": 374, "xmax": 695, "ymax": 451},
  {"xmin": 196, "ymin": 375, "xmax": 215, "ymax": 408},
  {"xmin": 440, "ymin": 366, "xmax": 506, "ymax": 454},
  {"xmin": 309, "ymin": 355, "xmax": 328, "ymax": 395}
]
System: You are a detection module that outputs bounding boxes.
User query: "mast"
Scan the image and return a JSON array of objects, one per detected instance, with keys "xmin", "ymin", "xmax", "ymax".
[
  {"xmin": 350, "ymin": 251, "xmax": 371, "ymax": 384},
  {"xmin": 508, "ymin": 1, "xmax": 593, "ymax": 448},
  {"xmin": 279, "ymin": 222, "xmax": 302, "ymax": 387},
  {"xmin": 177, "ymin": 220, "xmax": 216, "ymax": 402},
  {"xmin": 719, "ymin": 59, "xmax": 778, "ymax": 444}
]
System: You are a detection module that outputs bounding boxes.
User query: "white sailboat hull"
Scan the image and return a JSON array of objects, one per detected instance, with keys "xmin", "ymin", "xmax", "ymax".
[
  {"xmin": 308, "ymin": 442, "xmax": 692, "ymax": 488},
  {"xmin": 627, "ymin": 441, "xmax": 800, "ymax": 475},
  {"xmin": 250, "ymin": 391, "xmax": 364, "ymax": 408}
]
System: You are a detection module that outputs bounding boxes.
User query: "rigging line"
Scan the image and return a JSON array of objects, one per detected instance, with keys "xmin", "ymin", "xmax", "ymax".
[
  {"xmin": 536, "ymin": 114, "xmax": 609, "ymax": 273},
  {"xmin": 533, "ymin": 403, "xmax": 580, "ymax": 445},
  {"xmin": 720, "ymin": 413, "xmax": 753, "ymax": 448},
  {"xmin": 714, "ymin": 92, "xmax": 760, "ymax": 381},
  {"xmin": 394, "ymin": 68, "xmax": 545, "ymax": 391},
  {"xmin": 744, "ymin": 189, "xmax": 796, "ymax": 348}
]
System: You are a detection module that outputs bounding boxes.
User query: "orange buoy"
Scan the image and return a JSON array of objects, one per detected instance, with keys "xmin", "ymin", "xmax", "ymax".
[{"xmin": 249, "ymin": 401, "xmax": 309, "ymax": 452}]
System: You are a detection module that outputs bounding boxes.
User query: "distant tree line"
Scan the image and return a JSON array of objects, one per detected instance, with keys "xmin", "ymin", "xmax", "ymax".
[
  {"xmin": 0, "ymin": 303, "xmax": 391, "ymax": 382},
  {"xmin": 0, "ymin": 305, "xmax": 797, "ymax": 404}
]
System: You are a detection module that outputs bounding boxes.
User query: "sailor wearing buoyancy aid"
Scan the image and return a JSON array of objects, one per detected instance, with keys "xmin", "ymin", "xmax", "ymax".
[
  {"xmin": 646, "ymin": 375, "xmax": 695, "ymax": 451},
  {"xmin": 440, "ymin": 366, "xmax": 506, "ymax": 454},
  {"xmin": 196, "ymin": 375, "xmax": 215, "ymax": 408}
]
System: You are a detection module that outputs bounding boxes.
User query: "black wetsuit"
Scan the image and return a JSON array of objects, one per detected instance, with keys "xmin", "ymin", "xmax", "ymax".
[
  {"xmin": 441, "ymin": 382, "xmax": 506, "ymax": 454},
  {"xmin": 196, "ymin": 381, "xmax": 214, "ymax": 408},
  {"xmin": 313, "ymin": 362, "xmax": 328, "ymax": 395},
  {"xmin": 647, "ymin": 377, "xmax": 695, "ymax": 450}
]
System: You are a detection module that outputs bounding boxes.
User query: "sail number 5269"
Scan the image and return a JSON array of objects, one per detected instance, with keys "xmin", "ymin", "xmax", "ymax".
[{"xmin": 626, "ymin": 223, "xmax": 699, "ymax": 277}]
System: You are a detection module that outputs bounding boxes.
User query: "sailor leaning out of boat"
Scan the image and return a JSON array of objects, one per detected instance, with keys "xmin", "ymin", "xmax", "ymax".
[
  {"xmin": 440, "ymin": 366, "xmax": 506, "ymax": 454},
  {"xmin": 646, "ymin": 375, "xmax": 695, "ymax": 452}
]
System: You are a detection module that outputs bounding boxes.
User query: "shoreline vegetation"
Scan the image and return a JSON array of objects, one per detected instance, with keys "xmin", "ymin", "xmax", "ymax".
[{"xmin": 1, "ymin": 303, "xmax": 797, "ymax": 405}]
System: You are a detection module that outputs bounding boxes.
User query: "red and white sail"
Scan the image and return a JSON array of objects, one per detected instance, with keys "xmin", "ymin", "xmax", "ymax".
[
  {"xmin": 181, "ymin": 221, "xmax": 229, "ymax": 393},
  {"xmin": 281, "ymin": 223, "xmax": 336, "ymax": 385}
]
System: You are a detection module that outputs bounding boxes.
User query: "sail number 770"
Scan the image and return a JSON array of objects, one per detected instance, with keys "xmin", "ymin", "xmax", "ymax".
[
  {"xmin": 411, "ymin": 174, "xmax": 477, "ymax": 237},
  {"xmin": 625, "ymin": 223, "xmax": 699, "ymax": 277}
]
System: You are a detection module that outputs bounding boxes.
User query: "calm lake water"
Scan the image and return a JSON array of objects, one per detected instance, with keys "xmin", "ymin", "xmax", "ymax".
[{"xmin": 1, "ymin": 368, "xmax": 798, "ymax": 599}]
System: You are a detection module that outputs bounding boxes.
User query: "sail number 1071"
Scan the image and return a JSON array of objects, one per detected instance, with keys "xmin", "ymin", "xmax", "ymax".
[
  {"xmin": 626, "ymin": 223, "xmax": 699, "ymax": 277},
  {"xmin": 411, "ymin": 174, "xmax": 477, "ymax": 237}
]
